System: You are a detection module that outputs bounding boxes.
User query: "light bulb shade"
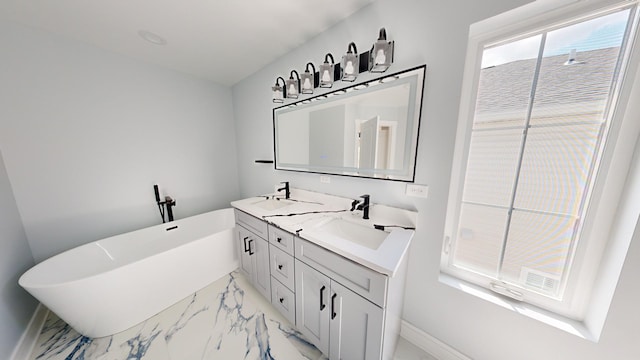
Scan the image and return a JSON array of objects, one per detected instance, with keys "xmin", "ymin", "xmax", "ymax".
[
  {"xmin": 319, "ymin": 62, "xmax": 335, "ymax": 88},
  {"xmin": 341, "ymin": 52, "xmax": 359, "ymax": 82},
  {"xmin": 301, "ymin": 72, "xmax": 315, "ymax": 94},
  {"xmin": 272, "ymin": 76, "xmax": 286, "ymax": 103},
  {"xmin": 272, "ymin": 84, "xmax": 284, "ymax": 103},
  {"xmin": 286, "ymin": 78, "xmax": 299, "ymax": 98},
  {"xmin": 285, "ymin": 70, "xmax": 300, "ymax": 99},
  {"xmin": 370, "ymin": 39, "xmax": 394, "ymax": 73}
]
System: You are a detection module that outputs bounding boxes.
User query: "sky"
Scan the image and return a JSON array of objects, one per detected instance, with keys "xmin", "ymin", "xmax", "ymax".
[{"xmin": 481, "ymin": 9, "xmax": 631, "ymax": 68}]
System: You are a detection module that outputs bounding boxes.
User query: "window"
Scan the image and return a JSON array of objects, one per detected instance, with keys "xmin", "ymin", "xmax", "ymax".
[{"xmin": 442, "ymin": 2, "xmax": 639, "ymax": 323}]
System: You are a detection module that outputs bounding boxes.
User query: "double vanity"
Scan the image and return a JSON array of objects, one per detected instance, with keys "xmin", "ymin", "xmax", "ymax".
[{"xmin": 230, "ymin": 188, "xmax": 416, "ymax": 360}]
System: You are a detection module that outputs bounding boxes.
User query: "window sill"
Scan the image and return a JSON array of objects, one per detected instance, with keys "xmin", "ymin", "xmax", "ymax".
[{"xmin": 438, "ymin": 273, "xmax": 600, "ymax": 342}]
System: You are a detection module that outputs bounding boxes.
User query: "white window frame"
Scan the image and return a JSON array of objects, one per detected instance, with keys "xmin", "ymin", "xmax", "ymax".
[{"xmin": 441, "ymin": 0, "xmax": 640, "ymax": 341}]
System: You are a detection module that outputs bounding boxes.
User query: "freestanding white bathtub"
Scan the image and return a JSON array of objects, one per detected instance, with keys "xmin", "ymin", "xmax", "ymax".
[{"xmin": 19, "ymin": 208, "xmax": 238, "ymax": 338}]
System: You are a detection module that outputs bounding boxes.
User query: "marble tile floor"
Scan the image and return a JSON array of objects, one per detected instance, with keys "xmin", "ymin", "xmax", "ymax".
[{"xmin": 28, "ymin": 270, "xmax": 435, "ymax": 360}]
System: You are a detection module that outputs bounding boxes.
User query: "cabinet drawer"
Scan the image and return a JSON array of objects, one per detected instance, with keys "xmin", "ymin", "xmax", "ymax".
[
  {"xmin": 271, "ymin": 278, "xmax": 296, "ymax": 325},
  {"xmin": 268, "ymin": 225, "xmax": 295, "ymax": 255},
  {"xmin": 270, "ymin": 245, "xmax": 295, "ymax": 291},
  {"xmin": 295, "ymin": 238, "xmax": 388, "ymax": 307},
  {"xmin": 235, "ymin": 209, "xmax": 268, "ymax": 239}
]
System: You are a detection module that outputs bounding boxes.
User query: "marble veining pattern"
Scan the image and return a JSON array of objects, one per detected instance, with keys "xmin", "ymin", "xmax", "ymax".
[{"xmin": 29, "ymin": 271, "xmax": 327, "ymax": 360}]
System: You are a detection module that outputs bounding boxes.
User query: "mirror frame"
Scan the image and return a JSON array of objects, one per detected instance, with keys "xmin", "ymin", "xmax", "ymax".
[{"xmin": 272, "ymin": 64, "xmax": 426, "ymax": 182}]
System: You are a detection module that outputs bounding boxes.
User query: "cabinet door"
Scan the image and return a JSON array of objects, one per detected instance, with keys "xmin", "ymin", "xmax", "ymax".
[
  {"xmin": 252, "ymin": 237, "xmax": 271, "ymax": 300},
  {"xmin": 329, "ymin": 281, "xmax": 384, "ymax": 360},
  {"xmin": 236, "ymin": 227, "xmax": 253, "ymax": 278},
  {"xmin": 295, "ymin": 260, "xmax": 331, "ymax": 355}
]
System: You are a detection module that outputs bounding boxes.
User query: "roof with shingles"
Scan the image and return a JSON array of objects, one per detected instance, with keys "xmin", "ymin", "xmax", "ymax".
[{"xmin": 474, "ymin": 47, "xmax": 620, "ymax": 123}]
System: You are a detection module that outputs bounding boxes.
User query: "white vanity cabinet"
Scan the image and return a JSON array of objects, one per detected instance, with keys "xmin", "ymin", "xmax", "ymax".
[
  {"xmin": 232, "ymin": 208, "xmax": 408, "ymax": 360},
  {"xmin": 235, "ymin": 211, "xmax": 271, "ymax": 300},
  {"xmin": 295, "ymin": 237, "xmax": 394, "ymax": 360},
  {"xmin": 295, "ymin": 259, "xmax": 384, "ymax": 359}
]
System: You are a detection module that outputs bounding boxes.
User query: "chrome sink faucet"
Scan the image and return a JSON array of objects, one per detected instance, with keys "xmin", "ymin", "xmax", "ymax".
[
  {"xmin": 351, "ymin": 194, "xmax": 370, "ymax": 219},
  {"xmin": 277, "ymin": 181, "xmax": 290, "ymax": 199}
]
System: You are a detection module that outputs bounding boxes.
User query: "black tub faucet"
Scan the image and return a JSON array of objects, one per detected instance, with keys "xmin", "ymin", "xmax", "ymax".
[
  {"xmin": 164, "ymin": 196, "xmax": 176, "ymax": 222},
  {"xmin": 350, "ymin": 194, "xmax": 370, "ymax": 219},
  {"xmin": 277, "ymin": 181, "xmax": 290, "ymax": 199},
  {"xmin": 153, "ymin": 184, "xmax": 176, "ymax": 223}
]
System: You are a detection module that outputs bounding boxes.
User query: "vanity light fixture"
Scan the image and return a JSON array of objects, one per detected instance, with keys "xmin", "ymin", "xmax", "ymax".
[
  {"xmin": 286, "ymin": 70, "xmax": 301, "ymax": 99},
  {"xmin": 341, "ymin": 42, "xmax": 359, "ymax": 82},
  {"xmin": 300, "ymin": 62, "xmax": 318, "ymax": 94},
  {"xmin": 272, "ymin": 77, "xmax": 286, "ymax": 103},
  {"xmin": 319, "ymin": 53, "xmax": 340, "ymax": 88},
  {"xmin": 370, "ymin": 28, "xmax": 394, "ymax": 73}
]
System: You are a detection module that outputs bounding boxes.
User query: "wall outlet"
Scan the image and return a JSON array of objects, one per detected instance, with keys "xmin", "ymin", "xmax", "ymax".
[
  {"xmin": 320, "ymin": 176, "xmax": 331, "ymax": 184},
  {"xmin": 406, "ymin": 184, "xmax": 429, "ymax": 198}
]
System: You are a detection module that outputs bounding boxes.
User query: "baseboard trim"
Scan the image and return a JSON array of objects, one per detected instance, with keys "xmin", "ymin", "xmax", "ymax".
[
  {"xmin": 400, "ymin": 320, "xmax": 471, "ymax": 360},
  {"xmin": 10, "ymin": 304, "xmax": 47, "ymax": 360}
]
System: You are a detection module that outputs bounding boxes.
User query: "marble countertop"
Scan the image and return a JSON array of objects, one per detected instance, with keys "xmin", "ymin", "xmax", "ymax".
[{"xmin": 230, "ymin": 188, "xmax": 417, "ymax": 276}]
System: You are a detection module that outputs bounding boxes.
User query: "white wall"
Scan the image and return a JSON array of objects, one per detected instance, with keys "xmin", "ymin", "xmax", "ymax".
[
  {"xmin": 232, "ymin": 0, "xmax": 640, "ymax": 359},
  {"xmin": 0, "ymin": 150, "xmax": 38, "ymax": 359},
  {"xmin": 0, "ymin": 21, "xmax": 240, "ymax": 262}
]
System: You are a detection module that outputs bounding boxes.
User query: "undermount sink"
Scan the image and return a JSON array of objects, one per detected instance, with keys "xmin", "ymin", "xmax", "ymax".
[
  {"xmin": 251, "ymin": 198, "xmax": 295, "ymax": 211},
  {"xmin": 313, "ymin": 218, "xmax": 388, "ymax": 250}
]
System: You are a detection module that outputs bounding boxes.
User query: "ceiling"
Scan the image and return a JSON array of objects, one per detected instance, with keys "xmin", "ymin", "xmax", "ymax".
[{"xmin": 0, "ymin": 0, "xmax": 375, "ymax": 86}]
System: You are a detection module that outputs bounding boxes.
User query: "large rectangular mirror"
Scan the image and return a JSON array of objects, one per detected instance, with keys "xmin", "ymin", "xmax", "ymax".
[{"xmin": 273, "ymin": 65, "xmax": 426, "ymax": 182}]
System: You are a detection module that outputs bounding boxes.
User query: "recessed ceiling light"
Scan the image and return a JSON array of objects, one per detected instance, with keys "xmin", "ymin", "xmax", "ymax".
[{"xmin": 138, "ymin": 30, "xmax": 167, "ymax": 45}]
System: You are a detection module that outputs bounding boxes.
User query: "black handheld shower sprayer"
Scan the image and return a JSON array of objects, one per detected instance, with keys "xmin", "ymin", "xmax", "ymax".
[{"xmin": 153, "ymin": 184, "xmax": 176, "ymax": 223}]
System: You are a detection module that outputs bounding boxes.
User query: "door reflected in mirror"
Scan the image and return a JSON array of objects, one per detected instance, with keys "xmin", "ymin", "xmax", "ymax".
[{"xmin": 273, "ymin": 65, "xmax": 426, "ymax": 182}]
